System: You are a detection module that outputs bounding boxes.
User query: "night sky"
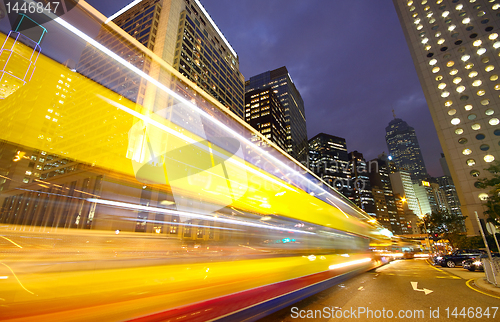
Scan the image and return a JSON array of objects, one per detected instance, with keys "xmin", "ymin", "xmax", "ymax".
[{"xmin": 85, "ymin": 0, "xmax": 444, "ymax": 177}]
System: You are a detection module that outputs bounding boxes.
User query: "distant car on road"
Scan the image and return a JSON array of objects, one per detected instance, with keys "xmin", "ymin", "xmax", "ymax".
[
  {"xmin": 462, "ymin": 253, "xmax": 500, "ymax": 271},
  {"xmin": 437, "ymin": 249, "xmax": 486, "ymax": 268}
]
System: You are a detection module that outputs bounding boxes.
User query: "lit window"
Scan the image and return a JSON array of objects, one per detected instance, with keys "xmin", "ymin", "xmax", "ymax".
[
  {"xmin": 425, "ymin": 45, "xmax": 432, "ymax": 50},
  {"xmin": 450, "ymin": 69, "xmax": 459, "ymax": 75},
  {"xmin": 424, "ymin": 5, "xmax": 430, "ymax": 11},
  {"xmin": 466, "ymin": 159, "xmax": 476, "ymax": 166},
  {"xmin": 417, "ymin": 24, "xmax": 424, "ymax": 30},
  {"xmin": 459, "ymin": 138, "xmax": 468, "ymax": 144},
  {"xmin": 471, "ymin": 123, "xmax": 481, "ymax": 130},
  {"xmin": 445, "ymin": 100, "xmax": 454, "ymax": 107},
  {"xmin": 493, "ymin": 41, "xmax": 500, "ymax": 49},
  {"xmin": 472, "ymin": 80, "xmax": 482, "ymax": 86},
  {"xmin": 462, "ymin": 17, "xmax": 471, "ymax": 24},
  {"xmin": 469, "ymin": 71, "xmax": 478, "ymax": 78},
  {"xmin": 455, "ymin": 4, "xmax": 463, "ymax": 10},
  {"xmin": 470, "ymin": 170, "xmax": 480, "ymax": 177},
  {"xmin": 484, "ymin": 155, "xmax": 495, "ymax": 163},
  {"xmin": 442, "ymin": 11, "xmax": 450, "ymax": 17},
  {"xmin": 490, "ymin": 75, "xmax": 498, "ymax": 81},
  {"xmin": 485, "ymin": 109, "xmax": 495, "ymax": 115},
  {"xmin": 432, "ymin": 67, "xmax": 440, "ymax": 73},
  {"xmin": 489, "ymin": 33, "xmax": 498, "ymax": 40},
  {"xmin": 414, "ymin": 18, "xmax": 421, "ymax": 24},
  {"xmin": 447, "ymin": 61, "xmax": 455, "ymax": 67},
  {"xmin": 462, "ymin": 148, "xmax": 472, "ymax": 155},
  {"xmin": 441, "ymin": 91, "xmax": 450, "ymax": 97},
  {"xmin": 495, "ymin": 84, "xmax": 500, "ymax": 90},
  {"xmin": 437, "ymin": 38, "xmax": 445, "ymax": 44},
  {"xmin": 457, "ymin": 86, "xmax": 466, "ymax": 93},
  {"xmin": 448, "ymin": 24, "xmax": 456, "ymax": 31},
  {"xmin": 438, "ymin": 83, "xmax": 447, "ymax": 89},
  {"xmin": 429, "ymin": 59, "xmax": 438, "ymax": 65},
  {"xmin": 473, "ymin": 40, "xmax": 482, "ymax": 46},
  {"xmin": 476, "ymin": 89, "xmax": 486, "ymax": 96},
  {"xmin": 407, "ymin": 1, "xmax": 413, "ymax": 6},
  {"xmin": 489, "ymin": 118, "xmax": 500, "ymax": 125},
  {"xmin": 448, "ymin": 109, "xmax": 457, "ymax": 115},
  {"xmin": 465, "ymin": 63, "xmax": 474, "ymax": 69},
  {"xmin": 481, "ymin": 99, "xmax": 490, "ymax": 106},
  {"xmin": 451, "ymin": 117, "xmax": 460, "ymax": 125},
  {"xmin": 493, "ymin": 4, "xmax": 500, "ymax": 10},
  {"xmin": 485, "ymin": 65, "xmax": 495, "ymax": 72},
  {"xmin": 455, "ymin": 128, "xmax": 464, "ymax": 135},
  {"xmin": 435, "ymin": 31, "xmax": 442, "ymax": 37},
  {"xmin": 422, "ymin": 38, "xmax": 429, "ymax": 44},
  {"xmin": 461, "ymin": 55, "xmax": 470, "ymax": 61},
  {"xmin": 436, "ymin": 75, "xmax": 443, "ymax": 81},
  {"xmin": 453, "ymin": 77, "xmax": 462, "ymax": 84},
  {"xmin": 429, "ymin": 17, "xmax": 436, "ymax": 23},
  {"xmin": 465, "ymin": 104, "xmax": 473, "ymax": 111},
  {"xmin": 477, "ymin": 48, "xmax": 487, "ymax": 55}
]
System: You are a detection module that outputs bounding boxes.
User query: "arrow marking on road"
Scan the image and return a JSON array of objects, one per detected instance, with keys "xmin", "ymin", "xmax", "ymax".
[{"xmin": 411, "ymin": 282, "xmax": 433, "ymax": 295}]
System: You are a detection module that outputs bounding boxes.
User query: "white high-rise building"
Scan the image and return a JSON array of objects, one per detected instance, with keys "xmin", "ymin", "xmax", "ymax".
[{"xmin": 393, "ymin": 0, "xmax": 500, "ymax": 235}]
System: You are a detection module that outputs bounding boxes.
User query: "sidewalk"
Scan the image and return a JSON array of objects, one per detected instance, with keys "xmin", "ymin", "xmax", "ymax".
[{"xmin": 473, "ymin": 277, "xmax": 500, "ymax": 296}]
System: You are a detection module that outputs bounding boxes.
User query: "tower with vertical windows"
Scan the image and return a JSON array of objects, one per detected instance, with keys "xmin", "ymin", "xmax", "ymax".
[
  {"xmin": 246, "ymin": 67, "xmax": 308, "ymax": 165},
  {"xmin": 78, "ymin": 0, "xmax": 244, "ymax": 117},
  {"xmin": 244, "ymin": 88, "xmax": 287, "ymax": 151},
  {"xmin": 393, "ymin": 0, "xmax": 500, "ymax": 235},
  {"xmin": 385, "ymin": 118, "xmax": 428, "ymax": 183}
]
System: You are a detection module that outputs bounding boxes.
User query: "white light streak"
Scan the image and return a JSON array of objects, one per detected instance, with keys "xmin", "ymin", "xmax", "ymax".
[
  {"xmin": 105, "ymin": 0, "xmax": 144, "ymax": 24},
  {"xmin": 328, "ymin": 258, "xmax": 371, "ymax": 270}
]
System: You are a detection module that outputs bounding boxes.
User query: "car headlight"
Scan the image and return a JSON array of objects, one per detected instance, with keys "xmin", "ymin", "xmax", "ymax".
[
  {"xmin": 436, "ymin": 256, "xmax": 442, "ymax": 260},
  {"xmin": 474, "ymin": 261, "xmax": 481, "ymax": 266}
]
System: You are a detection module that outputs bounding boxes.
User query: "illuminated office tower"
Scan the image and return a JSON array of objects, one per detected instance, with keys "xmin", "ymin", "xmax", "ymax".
[
  {"xmin": 368, "ymin": 154, "xmax": 402, "ymax": 234},
  {"xmin": 246, "ymin": 67, "xmax": 308, "ymax": 165},
  {"xmin": 308, "ymin": 133, "xmax": 352, "ymax": 199},
  {"xmin": 393, "ymin": 0, "xmax": 500, "ymax": 234},
  {"xmin": 86, "ymin": 0, "xmax": 245, "ymax": 117},
  {"xmin": 0, "ymin": 14, "xmax": 45, "ymax": 99},
  {"xmin": 348, "ymin": 151, "xmax": 376, "ymax": 215},
  {"xmin": 385, "ymin": 118, "xmax": 428, "ymax": 183},
  {"xmin": 244, "ymin": 88, "xmax": 287, "ymax": 151},
  {"xmin": 389, "ymin": 171, "xmax": 421, "ymax": 218}
]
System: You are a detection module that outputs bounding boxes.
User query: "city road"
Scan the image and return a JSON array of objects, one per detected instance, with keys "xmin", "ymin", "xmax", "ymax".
[{"xmin": 259, "ymin": 259, "xmax": 500, "ymax": 321}]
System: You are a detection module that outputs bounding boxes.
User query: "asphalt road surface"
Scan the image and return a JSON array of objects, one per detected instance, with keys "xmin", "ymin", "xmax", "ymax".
[{"xmin": 259, "ymin": 259, "xmax": 500, "ymax": 322}]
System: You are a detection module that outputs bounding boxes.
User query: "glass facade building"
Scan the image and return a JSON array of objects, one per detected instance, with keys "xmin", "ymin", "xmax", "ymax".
[
  {"xmin": 245, "ymin": 66, "xmax": 307, "ymax": 165},
  {"xmin": 385, "ymin": 118, "xmax": 429, "ymax": 183}
]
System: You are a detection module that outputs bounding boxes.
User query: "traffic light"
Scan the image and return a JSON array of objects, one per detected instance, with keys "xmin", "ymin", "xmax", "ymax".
[{"xmin": 432, "ymin": 233, "xmax": 439, "ymax": 241}]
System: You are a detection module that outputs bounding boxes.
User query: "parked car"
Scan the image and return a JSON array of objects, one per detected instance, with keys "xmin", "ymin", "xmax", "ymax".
[
  {"xmin": 462, "ymin": 253, "xmax": 500, "ymax": 271},
  {"xmin": 437, "ymin": 249, "xmax": 486, "ymax": 268}
]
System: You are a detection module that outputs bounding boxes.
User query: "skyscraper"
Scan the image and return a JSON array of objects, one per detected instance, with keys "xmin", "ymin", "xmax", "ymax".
[
  {"xmin": 393, "ymin": 0, "xmax": 499, "ymax": 234},
  {"xmin": 244, "ymin": 88, "xmax": 287, "ymax": 151},
  {"xmin": 308, "ymin": 133, "xmax": 352, "ymax": 199},
  {"xmin": 348, "ymin": 151, "xmax": 376, "ymax": 215},
  {"xmin": 368, "ymin": 153, "xmax": 402, "ymax": 235},
  {"xmin": 245, "ymin": 67, "xmax": 307, "ymax": 165},
  {"xmin": 385, "ymin": 118, "xmax": 428, "ymax": 183},
  {"xmin": 79, "ymin": 0, "xmax": 245, "ymax": 117}
]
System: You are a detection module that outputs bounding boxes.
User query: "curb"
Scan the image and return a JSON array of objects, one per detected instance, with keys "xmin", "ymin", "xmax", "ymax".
[{"xmin": 472, "ymin": 278, "xmax": 500, "ymax": 297}]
